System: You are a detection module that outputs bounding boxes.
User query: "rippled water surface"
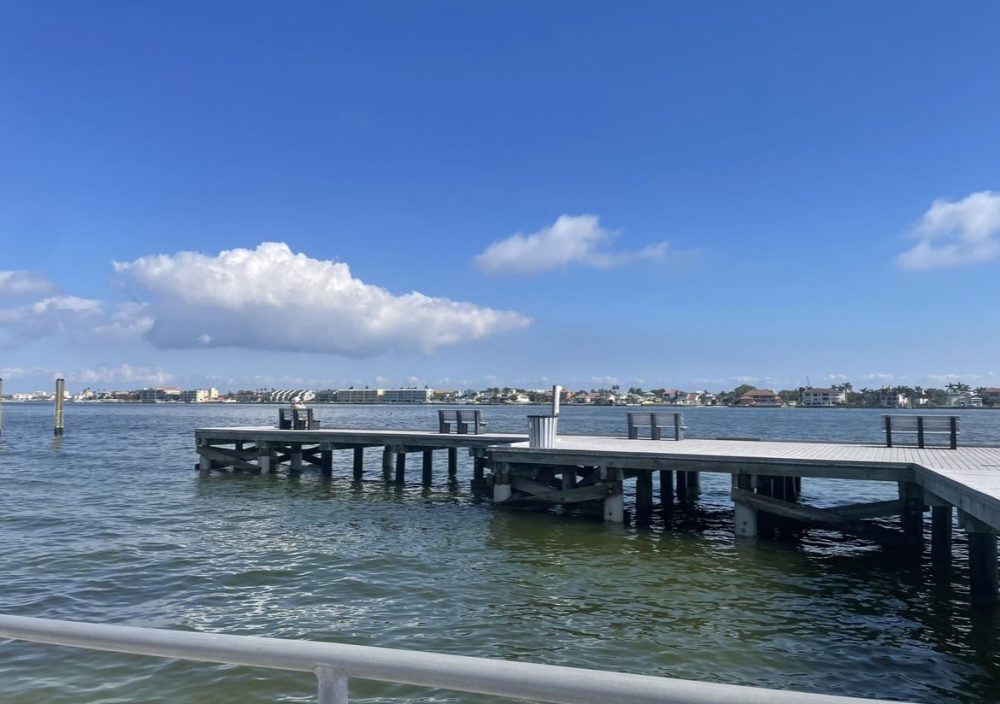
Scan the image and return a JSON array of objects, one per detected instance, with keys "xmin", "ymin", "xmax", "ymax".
[{"xmin": 1, "ymin": 404, "xmax": 999, "ymax": 703}]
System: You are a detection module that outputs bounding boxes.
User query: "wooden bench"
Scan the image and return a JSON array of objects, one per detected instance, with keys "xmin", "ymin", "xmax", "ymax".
[
  {"xmin": 883, "ymin": 415, "xmax": 958, "ymax": 449},
  {"xmin": 627, "ymin": 412, "xmax": 685, "ymax": 441},
  {"xmin": 438, "ymin": 409, "xmax": 484, "ymax": 435},
  {"xmin": 278, "ymin": 408, "xmax": 321, "ymax": 430}
]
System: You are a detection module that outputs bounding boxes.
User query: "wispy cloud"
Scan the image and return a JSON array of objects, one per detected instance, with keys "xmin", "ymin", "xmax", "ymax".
[
  {"xmin": 0, "ymin": 365, "xmax": 53, "ymax": 381},
  {"xmin": 78, "ymin": 364, "xmax": 173, "ymax": 387},
  {"xmin": 0, "ymin": 271, "xmax": 54, "ymax": 297},
  {"xmin": 896, "ymin": 191, "xmax": 1000, "ymax": 270},
  {"xmin": 474, "ymin": 215, "xmax": 669, "ymax": 275},
  {"xmin": 114, "ymin": 242, "xmax": 531, "ymax": 356}
]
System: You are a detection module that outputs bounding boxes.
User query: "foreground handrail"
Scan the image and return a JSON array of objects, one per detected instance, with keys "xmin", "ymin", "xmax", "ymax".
[{"xmin": 0, "ymin": 615, "xmax": 907, "ymax": 704}]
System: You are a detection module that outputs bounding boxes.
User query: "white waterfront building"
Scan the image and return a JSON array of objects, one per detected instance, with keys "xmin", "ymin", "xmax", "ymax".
[
  {"xmin": 800, "ymin": 388, "xmax": 847, "ymax": 407},
  {"xmin": 382, "ymin": 388, "xmax": 433, "ymax": 403}
]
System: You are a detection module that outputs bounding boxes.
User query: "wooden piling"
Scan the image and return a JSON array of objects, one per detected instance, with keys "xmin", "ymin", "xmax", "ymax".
[
  {"xmin": 290, "ymin": 444, "xmax": 303, "ymax": 473},
  {"xmin": 258, "ymin": 443, "xmax": 272, "ymax": 473},
  {"xmin": 969, "ymin": 532, "xmax": 999, "ymax": 606},
  {"xmin": 685, "ymin": 471, "xmax": 700, "ymax": 491},
  {"xmin": 395, "ymin": 451, "xmax": 406, "ymax": 484},
  {"xmin": 602, "ymin": 468, "xmax": 624, "ymax": 523},
  {"xmin": 561, "ymin": 467, "xmax": 576, "ymax": 491},
  {"xmin": 447, "ymin": 447, "xmax": 458, "ymax": 477},
  {"xmin": 198, "ymin": 440, "xmax": 212, "ymax": 472},
  {"xmin": 676, "ymin": 470, "xmax": 688, "ymax": 497},
  {"xmin": 353, "ymin": 447, "xmax": 365, "ymax": 480},
  {"xmin": 900, "ymin": 482, "xmax": 925, "ymax": 545},
  {"xmin": 931, "ymin": 505, "xmax": 952, "ymax": 563},
  {"xmin": 733, "ymin": 473, "xmax": 757, "ymax": 537},
  {"xmin": 783, "ymin": 476, "xmax": 799, "ymax": 502},
  {"xmin": 659, "ymin": 469, "xmax": 673, "ymax": 507},
  {"xmin": 636, "ymin": 471, "xmax": 653, "ymax": 526},
  {"xmin": 381, "ymin": 447, "xmax": 393, "ymax": 482},
  {"xmin": 422, "ymin": 450, "xmax": 433, "ymax": 486},
  {"xmin": 493, "ymin": 462, "xmax": 512, "ymax": 503},
  {"xmin": 53, "ymin": 378, "xmax": 65, "ymax": 436},
  {"xmin": 320, "ymin": 446, "xmax": 333, "ymax": 477}
]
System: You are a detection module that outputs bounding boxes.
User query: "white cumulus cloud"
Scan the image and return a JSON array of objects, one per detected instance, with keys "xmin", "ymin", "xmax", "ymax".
[
  {"xmin": 0, "ymin": 270, "xmax": 54, "ymax": 296},
  {"xmin": 896, "ymin": 191, "xmax": 1000, "ymax": 270},
  {"xmin": 0, "ymin": 295, "xmax": 103, "ymax": 344},
  {"xmin": 113, "ymin": 242, "xmax": 530, "ymax": 356},
  {"xmin": 473, "ymin": 215, "xmax": 669, "ymax": 275}
]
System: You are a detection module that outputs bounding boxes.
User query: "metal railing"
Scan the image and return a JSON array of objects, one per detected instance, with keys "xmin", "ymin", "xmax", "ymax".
[{"xmin": 0, "ymin": 614, "xmax": 906, "ymax": 704}]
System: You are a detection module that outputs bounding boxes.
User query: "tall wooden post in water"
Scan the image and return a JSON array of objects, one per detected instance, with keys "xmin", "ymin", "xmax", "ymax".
[{"xmin": 54, "ymin": 378, "xmax": 65, "ymax": 436}]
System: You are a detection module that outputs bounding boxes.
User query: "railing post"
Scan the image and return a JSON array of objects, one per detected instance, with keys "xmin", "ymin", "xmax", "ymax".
[
  {"xmin": 884, "ymin": 416, "xmax": 892, "ymax": 447},
  {"xmin": 316, "ymin": 665, "xmax": 348, "ymax": 704},
  {"xmin": 916, "ymin": 416, "xmax": 924, "ymax": 449},
  {"xmin": 950, "ymin": 416, "xmax": 958, "ymax": 450}
]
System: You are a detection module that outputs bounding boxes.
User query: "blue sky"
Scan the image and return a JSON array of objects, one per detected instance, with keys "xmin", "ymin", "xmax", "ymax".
[{"xmin": 2, "ymin": 1, "xmax": 999, "ymax": 393}]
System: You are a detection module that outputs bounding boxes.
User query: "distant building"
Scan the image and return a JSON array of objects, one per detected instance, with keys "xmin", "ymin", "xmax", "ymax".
[
  {"xmin": 335, "ymin": 388, "xmax": 384, "ymax": 403},
  {"xmin": 982, "ymin": 388, "xmax": 1000, "ymax": 406},
  {"xmin": 181, "ymin": 388, "xmax": 219, "ymax": 403},
  {"xmin": 137, "ymin": 387, "xmax": 169, "ymax": 402},
  {"xmin": 382, "ymin": 388, "xmax": 433, "ymax": 403},
  {"xmin": 873, "ymin": 388, "xmax": 909, "ymax": 408},
  {"xmin": 265, "ymin": 389, "xmax": 315, "ymax": 403},
  {"xmin": 735, "ymin": 389, "xmax": 783, "ymax": 407},
  {"xmin": 948, "ymin": 392, "xmax": 983, "ymax": 408},
  {"xmin": 800, "ymin": 388, "xmax": 846, "ymax": 407}
]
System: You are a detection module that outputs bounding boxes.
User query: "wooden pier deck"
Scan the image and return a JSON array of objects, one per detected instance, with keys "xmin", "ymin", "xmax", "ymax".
[{"xmin": 195, "ymin": 426, "xmax": 527, "ymax": 486}]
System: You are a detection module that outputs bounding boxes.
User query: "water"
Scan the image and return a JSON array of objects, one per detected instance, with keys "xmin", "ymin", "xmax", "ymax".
[{"xmin": 1, "ymin": 404, "xmax": 999, "ymax": 703}]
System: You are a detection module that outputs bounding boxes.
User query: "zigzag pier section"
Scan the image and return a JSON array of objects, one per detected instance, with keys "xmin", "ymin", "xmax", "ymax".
[{"xmin": 194, "ymin": 422, "xmax": 1000, "ymax": 607}]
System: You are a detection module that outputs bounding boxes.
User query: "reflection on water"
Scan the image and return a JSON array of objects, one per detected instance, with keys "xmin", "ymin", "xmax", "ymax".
[{"xmin": 0, "ymin": 403, "xmax": 999, "ymax": 702}]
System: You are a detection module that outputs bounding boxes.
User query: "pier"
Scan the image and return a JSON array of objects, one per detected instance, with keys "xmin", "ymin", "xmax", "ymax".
[
  {"xmin": 195, "ymin": 418, "xmax": 1000, "ymax": 605},
  {"xmin": 195, "ymin": 426, "xmax": 527, "ymax": 488}
]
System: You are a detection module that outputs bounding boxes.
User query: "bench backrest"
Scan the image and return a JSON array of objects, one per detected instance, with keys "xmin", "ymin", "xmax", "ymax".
[
  {"xmin": 439, "ymin": 409, "xmax": 482, "ymax": 434},
  {"xmin": 279, "ymin": 408, "xmax": 316, "ymax": 430},
  {"xmin": 883, "ymin": 415, "xmax": 959, "ymax": 449},
  {"xmin": 627, "ymin": 412, "xmax": 685, "ymax": 441}
]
